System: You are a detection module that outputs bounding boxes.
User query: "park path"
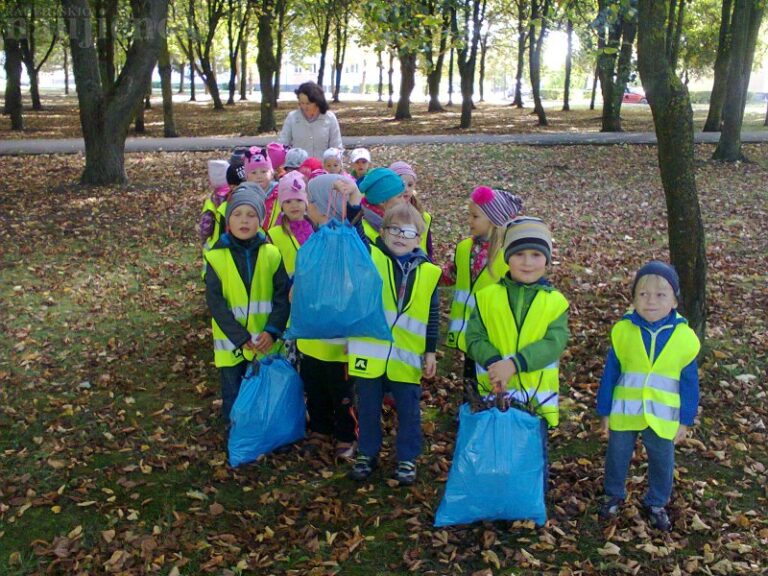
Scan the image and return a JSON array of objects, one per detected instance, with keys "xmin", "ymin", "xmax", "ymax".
[{"xmin": 1, "ymin": 131, "xmax": 767, "ymax": 155}]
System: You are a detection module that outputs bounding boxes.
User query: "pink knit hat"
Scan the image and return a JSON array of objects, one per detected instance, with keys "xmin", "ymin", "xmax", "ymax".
[
  {"xmin": 208, "ymin": 159, "xmax": 230, "ymax": 197},
  {"xmin": 277, "ymin": 171, "xmax": 308, "ymax": 204},
  {"xmin": 244, "ymin": 146, "xmax": 273, "ymax": 174},
  {"xmin": 389, "ymin": 161, "xmax": 417, "ymax": 181},
  {"xmin": 470, "ymin": 186, "xmax": 524, "ymax": 227},
  {"xmin": 266, "ymin": 142, "xmax": 288, "ymax": 170}
]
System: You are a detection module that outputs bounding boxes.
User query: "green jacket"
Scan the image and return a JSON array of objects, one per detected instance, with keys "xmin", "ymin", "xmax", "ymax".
[{"xmin": 466, "ymin": 275, "xmax": 569, "ymax": 373}]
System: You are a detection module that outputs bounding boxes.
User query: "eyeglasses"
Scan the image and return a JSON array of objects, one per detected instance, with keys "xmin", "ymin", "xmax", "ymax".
[{"xmin": 385, "ymin": 226, "xmax": 420, "ymax": 239}]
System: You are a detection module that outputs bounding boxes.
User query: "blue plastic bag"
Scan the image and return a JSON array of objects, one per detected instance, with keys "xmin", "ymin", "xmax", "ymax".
[
  {"xmin": 284, "ymin": 218, "xmax": 391, "ymax": 341},
  {"xmin": 228, "ymin": 356, "xmax": 306, "ymax": 467},
  {"xmin": 434, "ymin": 403, "xmax": 547, "ymax": 527}
]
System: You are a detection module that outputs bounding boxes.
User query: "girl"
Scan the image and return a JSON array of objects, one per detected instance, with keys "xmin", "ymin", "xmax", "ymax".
[
  {"xmin": 267, "ymin": 172, "xmax": 313, "ymax": 277},
  {"xmin": 358, "ymin": 167, "xmax": 407, "ymax": 243},
  {"xmin": 389, "ymin": 161, "xmax": 433, "ymax": 259},
  {"xmin": 322, "ymin": 147, "xmax": 345, "ymax": 175},
  {"xmin": 443, "ymin": 186, "xmax": 523, "ymax": 381},
  {"xmin": 245, "ymin": 148, "xmax": 281, "ymax": 230}
]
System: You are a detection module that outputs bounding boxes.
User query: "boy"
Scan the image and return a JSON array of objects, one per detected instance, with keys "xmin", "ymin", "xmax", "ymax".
[
  {"xmin": 204, "ymin": 187, "xmax": 291, "ymax": 424},
  {"xmin": 349, "ymin": 148, "xmax": 372, "ymax": 184},
  {"xmin": 465, "ymin": 216, "xmax": 569, "ymax": 429},
  {"xmin": 347, "ymin": 203, "xmax": 441, "ymax": 486},
  {"xmin": 596, "ymin": 261, "xmax": 700, "ymax": 531}
]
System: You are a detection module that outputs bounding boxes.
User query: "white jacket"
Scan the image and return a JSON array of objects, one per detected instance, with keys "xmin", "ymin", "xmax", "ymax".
[{"xmin": 278, "ymin": 109, "xmax": 343, "ymax": 159}]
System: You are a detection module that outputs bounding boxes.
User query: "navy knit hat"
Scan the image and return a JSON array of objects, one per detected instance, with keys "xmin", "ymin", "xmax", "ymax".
[
  {"xmin": 359, "ymin": 167, "xmax": 405, "ymax": 205},
  {"xmin": 226, "ymin": 184, "xmax": 266, "ymax": 224},
  {"xmin": 632, "ymin": 261, "xmax": 681, "ymax": 299}
]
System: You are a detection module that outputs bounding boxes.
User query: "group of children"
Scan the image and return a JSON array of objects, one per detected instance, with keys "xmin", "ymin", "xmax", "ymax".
[{"xmin": 199, "ymin": 144, "xmax": 700, "ymax": 531}]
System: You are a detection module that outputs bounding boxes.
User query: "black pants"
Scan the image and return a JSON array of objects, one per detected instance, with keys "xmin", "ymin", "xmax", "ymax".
[{"xmin": 300, "ymin": 354, "xmax": 357, "ymax": 443}]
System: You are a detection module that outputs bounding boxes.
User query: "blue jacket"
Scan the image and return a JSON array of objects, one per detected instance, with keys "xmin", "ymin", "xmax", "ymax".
[{"xmin": 596, "ymin": 310, "xmax": 699, "ymax": 426}]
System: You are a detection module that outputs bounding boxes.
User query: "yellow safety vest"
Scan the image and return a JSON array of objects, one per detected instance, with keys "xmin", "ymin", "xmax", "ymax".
[
  {"xmin": 474, "ymin": 285, "xmax": 569, "ymax": 427},
  {"xmin": 297, "ymin": 338, "xmax": 348, "ymax": 363},
  {"xmin": 446, "ymin": 238, "xmax": 508, "ymax": 351},
  {"xmin": 609, "ymin": 317, "xmax": 700, "ymax": 440},
  {"xmin": 267, "ymin": 225, "xmax": 301, "ymax": 277},
  {"xmin": 200, "ymin": 200, "xmax": 229, "ymax": 279},
  {"xmin": 362, "ymin": 218, "xmax": 380, "ymax": 243},
  {"xmin": 265, "ymin": 182, "xmax": 281, "ymax": 231},
  {"xmin": 348, "ymin": 247, "xmax": 441, "ymax": 384},
  {"xmin": 419, "ymin": 211, "xmax": 432, "ymax": 254},
  {"xmin": 204, "ymin": 242, "xmax": 283, "ymax": 367}
]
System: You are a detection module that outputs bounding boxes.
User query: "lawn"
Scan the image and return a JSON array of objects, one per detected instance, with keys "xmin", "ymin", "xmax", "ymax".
[
  {"xmin": 1, "ymin": 93, "xmax": 766, "ymax": 140},
  {"xmin": 0, "ymin": 142, "xmax": 767, "ymax": 575}
]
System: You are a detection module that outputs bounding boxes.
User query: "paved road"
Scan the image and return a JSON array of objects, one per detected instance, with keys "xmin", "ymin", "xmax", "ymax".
[{"xmin": 1, "ymin": 131, "xmax": 767, "ymax": 155}]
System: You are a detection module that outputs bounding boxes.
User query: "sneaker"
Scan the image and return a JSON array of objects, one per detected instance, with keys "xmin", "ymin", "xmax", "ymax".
[
  {"xmin": 335, "ymin": 441, "xmax": 356, "ymax": 462},
  {"xmin": 394, "ymin": 460, "xmax": 417, "ymax": 486},
  {"xmin": 348, "ymin": 454, "xmax": 377, "ymax": 481},
  {"xmin": 598, "ymin": 497, "xmax": 624, "ymax": 520},
  {"xmin": 644, "ymin": 505, "xmax": 672, "ymax": 532}
]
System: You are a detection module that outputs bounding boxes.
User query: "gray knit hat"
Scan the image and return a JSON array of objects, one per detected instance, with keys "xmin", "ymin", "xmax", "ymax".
[
  {"xmin": 503, "ymin": 216, "xmax": 553, "ymax": 264},
  {"xmin": 225, "ymin": 184, "xmax": 266, "ymax": 224},
  {"xmin": 284, "ymin": 147, "xmax": 309, "ymax": 169},
  {"xmin": 307, "ymin": 174, "xmax": 345, "ymax": 220}
]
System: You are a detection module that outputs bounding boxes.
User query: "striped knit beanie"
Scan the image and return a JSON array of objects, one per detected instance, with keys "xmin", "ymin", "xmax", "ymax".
[
  {"xmin": 470, "ymin": 186, "xmax": 524, "ymax": 227},
  {"xmin": 503, "ymin": 216, "xmax": 552, "ymax": 264}
]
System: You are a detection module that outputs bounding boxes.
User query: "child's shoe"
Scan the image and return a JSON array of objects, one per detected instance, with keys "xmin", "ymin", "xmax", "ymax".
[
  {"xmin": 598, "ymin": 496, "xmax": 623, "ymax": 520},
  {"xmin": 348, "ymin": 454, "xmax": 377, "ymax": 481},
  {"xmin": 335, "ymin": 441, "xmax": 356, "ymax": 462},
  {"xmin": 644, "ymin": 505, "xmax": 672, "ymax": 532},
  {"xmin": 394, "ymin": 461, "xmax": 417, "ymax": 486}
]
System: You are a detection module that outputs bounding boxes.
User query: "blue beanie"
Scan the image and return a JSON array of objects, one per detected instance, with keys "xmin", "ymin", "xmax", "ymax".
[
  {"xmin": 632, "ymin": 260, "xmax": 681, "ymax": 299},
  {"xmin": 359, "ymin": 167, "xmax": 405, "ymax": 205}
]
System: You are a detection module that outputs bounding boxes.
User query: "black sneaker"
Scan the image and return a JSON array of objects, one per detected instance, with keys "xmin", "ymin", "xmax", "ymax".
[
  {"xmin": 348, "ymin": 454, "xmax": 377, "ymax": 481},
  {"xmin": 394, "ymin": 461, "xmax": 417, "ymax": 486},
  {"xmin": 598, "ymin": 497, "xmax": 624, "ymax": 520},
  {"xmin": 644, "ymin": 505, "xmax": 672, "ymax": 532}
]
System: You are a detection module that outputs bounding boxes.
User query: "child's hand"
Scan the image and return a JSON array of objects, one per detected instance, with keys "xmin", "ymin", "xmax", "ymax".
[
  {"xmin": 600, "ymin": 416, "xmax": 610, "ymax": 440},
  {"xmin": 423, "ymin": 353, "xmax": 437, "ymax": 379},
  {"xmin": 673, "ymin": 424, "xmax": 688, "ymax": 445},
  {"xmin": 251, "ymin": 331, "xmax": 275, "ymax": 354},
  {"xmin": 242, "ymin": 340, "xmax": 259, "ymax": 353},
  {"xmin": 488, "ymin": 359, "xmax": 516, "ymax": 392},
  {"xmin": 334, "ymin": 179, "xmax": 362, "ymax": 206}
]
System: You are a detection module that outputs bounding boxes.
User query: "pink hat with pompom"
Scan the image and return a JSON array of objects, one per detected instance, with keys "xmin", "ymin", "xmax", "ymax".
[{"xmin": 470, "ymin": 186, "xmax": 524, "ymax": 227}]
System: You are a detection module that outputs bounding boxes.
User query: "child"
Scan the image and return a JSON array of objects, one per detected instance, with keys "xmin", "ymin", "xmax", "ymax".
[
  {"xmin": 244, "ymin": 148, "xmax": 281, "ymax": 230},
  {"xmin": 347, "ymin": 203, "xmax": 441, "ymax": 486},
  {"xmin": 389, "ymin": 161, "xmax": 433, "ymax": 258},
  {"xmin": 358, "ymin": 167, "xmax": 407, "ymax": 243},
  {"xmin": 267, "ymin": 172, "xmax": 313, "ymax": 277},
  {"xmin": 204, "ymin": 187, "xmax": 291, "ymax": 425},
  {"xmin": 294, "ymin": 174, "xmax": 365, "ymax": 461},
  {"xmin": 199, "ymin": 159, "xmax": 232, "ymax": 248},
  {"xmin": 283, "ymin": 147, "xmax": 309, "ymax": 174},
  {"xmin": 465, "ymin": 216, "xmax": 568, "ymax": 425},
  {"xmin": 266, "ymin": 142, "xmax": 289, "ymax": 177},
  {"xmin": 596, "ymin": 261, "xmax": 700, "ymax": 532},
  {"xmin": 444, "ymin": 187, "xmax": 524, "ymax": 379},
  {"xmin": 322, "ymin": 147, "xmax": 345, "ymax": 175},
  {"xmin": 349, "ymin": 148, "xmax": 372, "ymax": 184},
  {"xmin": 298, "ymin": 157, "xmax": 325, "ymax": 182}
]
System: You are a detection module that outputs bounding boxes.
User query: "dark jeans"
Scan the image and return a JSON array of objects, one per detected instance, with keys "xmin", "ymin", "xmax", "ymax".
[
  {"xmin": 300, "ymin": 354, "xmax": 357, "ymax": 443},
  {"xmin": 220, "ymin": 362, "xmax": 248, "ymax": 425},
  {"xmin": 356, "ymin": 375, "xmax": 422, "ymax": 462}
]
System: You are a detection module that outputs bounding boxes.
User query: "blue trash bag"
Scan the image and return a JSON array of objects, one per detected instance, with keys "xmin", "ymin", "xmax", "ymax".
[
  {"xmin": 284, "ymin": 218, "xmax": 392, "ymax": 341},
  {"xmin": 434, "ymin": 403, "xmax": 547, "ymax": 527},
  {"xmin": 228, "ymin": 356, "xmax": 306, "ymax": 468}
]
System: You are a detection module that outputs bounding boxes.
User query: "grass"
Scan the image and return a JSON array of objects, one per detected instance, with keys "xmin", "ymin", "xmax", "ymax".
[{"xmin": 1, "ymin": 143, "xmax": 767, "ymax": 574}]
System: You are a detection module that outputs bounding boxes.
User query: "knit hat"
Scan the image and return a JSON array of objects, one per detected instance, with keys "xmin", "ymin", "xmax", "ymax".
[
  {"xmin": 277, "ymin": 171, "xmax": 308, "ymax": 205},
  {"xmin": 322, "ymin": 147, "xmax": 343, "ymax": 162},
  {"xmin": 266, "ymin": 142, "xmax": 288, "ymax": 169},
  {"xmin": 389, "ymin": 161, "xmax": 417, "ymax": 181},
  {"xmin": 284, "ymin": 147, "xmax": 309, "ymax": 169},
  {"xmin": 358, "ymin": 167, "xmax": 405, "ymax": 205},
  {"xmin": 503, "ymin": 216, "xmax": 552, "ymax": 264},
  {"xmin": 226, "ymin": 185, "xmax": 267, "ymax": 225},
  {"xmin": 350, "ymin": 148, "xmax": 371, "ymax": 163},
  {"xmin": 632, "ymin": 260, "xmax": 681, "ymax": 299},
  {"xmin": 307, "ymin": 174, "xmax": 346, "ymax": 220},
  {"xmin": 226, "ymin": 162, "xmax": 247, "ymax": 186},
  {"xmin": 471, "ymin": 186, "xmax": 524, "ymax": 227},
  {"xmin": 208, "ymin": 160, "xmax": 230, "ymax": 197},
  {"xmin": 298, "ymin": 157, "xmax": 324, "ymax": 181},
  {"xmin": 244, "ymin": 147, "xmax": 272, "ymax": 173}
]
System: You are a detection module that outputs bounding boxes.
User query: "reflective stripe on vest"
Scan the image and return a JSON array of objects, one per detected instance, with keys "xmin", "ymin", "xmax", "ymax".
[
  {"xmin": 204, "ymin": 243, "xmax": 283, "ymax": 367},
  {"xmin": 474, "ymin": 285, "xmax": 569, "ymax": 427},
  {"xmin": 268, "ymin": 225, "xmax": 301, "ymax": 277},
  {"xmin": 445, "ymin": 237, "xmax": 508, "ymax": 351},
  {"xmin": 609, "ymin": 317, "xmax": 700, "ymax": 440},
  {"xmin": 348, "ymin": 247, "xmax": 440, "ymax": 384},
  {"xmin": 297, "ymin": 337, "xmax": 348, "ymax": 363}
]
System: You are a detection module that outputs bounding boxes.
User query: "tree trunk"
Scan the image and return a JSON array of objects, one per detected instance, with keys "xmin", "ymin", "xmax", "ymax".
[
  {"xmin": 387, "ymin": 51, "xmax": 395, "ymax": 108},
  {"xmin": 316, "ymin": 14, "xmax": 331, "ymax": 88},
  {"xmin": 4, "ymin": 34, "xmax": 24, "ymax": 130},
  {"xmin": 702, "ymin": 0, "xmax": 732, "ymax": 132},
  {"xmin": 512, "ymin": 0, "xmax": 527, "ymax": 108},
  {"xmin": 256, "ymin": 4, "xmax": 277, "ymax": 132},
  {"xmin": 159, "ymin": 35, "xmax": 178, "ymax": 137},
  {"xmin": 590, "ymin": 62, "xmax": 598, "ymax": 109},
  {"xmin": 201, "ymin": 58, "xmax": 224, "ymax": 109},
  {"xmin": 637, "ymin": 0, "xmax": 706, "ymax": 340},
  {"xmin": 134, "ymin": 101, "xmax": 146, "ymax": 133},
  {"xmin": 596, "ymin": 3, "xmax": 637, "ymax": 132},
  {"xmin": 764, "ymin": 99, "xmax": 768, "ymax": 126},
  {"xmin": 447, "ymin": 47, "xmax": 454, "ymax": 106},
  {"xmin": 177, "ymin": 61, "xmax": 185, "ymax": 93},
  {"xmin": 189, "ymin": 52, "xmax": 196, "ymax": 101},
  {"xmin": 478, "ymin": 33, "xmax": 488, "ymax": 103},
  {"xmin": 274, "ymin": 1, "xmax": 286, "ymax": 105},
  {"xmin": 240, "ymin": 38, "xmax": 248, "ymax": 100},
  {"xmin": 394, "ymin": 51, "xmax": 416, "ymax": 120},
  {"xmin": 96, "ymin": 0, "xmax": 117, "ymax": 89},
  {"xmin": 377, "ymin": 48, "xmax": 384, "ymax": 102},
  {"xmin": 712, "ymin": 0, "xmax": 764, "ymax": 161},
  {"xmin": 562, "ymin": 18, "xmax": 573, "ymax": 111},
  {"xmin": 63, "ymin": 40, "xmax": 70, "ymax": 95},
  {"xmin": 63, "ymin": 0, "xmax": 167, "ymax": 184},
  {"xmin": 528, "ymin": 0, "xmax": 550, "ymax": 126}
]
